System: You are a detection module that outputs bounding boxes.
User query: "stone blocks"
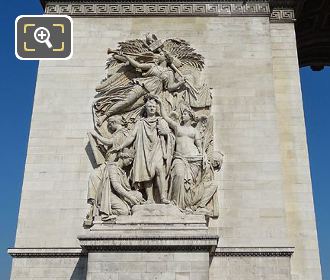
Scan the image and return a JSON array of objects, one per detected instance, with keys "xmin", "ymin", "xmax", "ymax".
[
  {"xmin": 9, "ymin": 14, "xmax": 321, "ymax": 280},
  {"xmin": 87, "ymin": 252, "xmax": 209, "ymax": 280}
]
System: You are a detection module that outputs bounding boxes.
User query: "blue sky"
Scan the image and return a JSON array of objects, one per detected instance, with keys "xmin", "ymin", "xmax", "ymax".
[{"xmin": 0, "ymin": 2, "xmax": 329, "ymax": 279}]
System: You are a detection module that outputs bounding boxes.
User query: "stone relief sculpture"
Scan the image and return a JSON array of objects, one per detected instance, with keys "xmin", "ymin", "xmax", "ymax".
[{"xmin": 84, "ymin": 34, "xmax": 223, "ymax": 227}]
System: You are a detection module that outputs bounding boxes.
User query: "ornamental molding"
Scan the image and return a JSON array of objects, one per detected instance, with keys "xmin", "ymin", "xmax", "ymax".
[
  {"xmin": 78, "ymin": 234, "xmax": 219, "ymax": 252},
  {"xmin": 8, "ymin": 248, "xmax": 84, "ymax": 258},
  {"xmin": 270, "ymin": 8, "xmax": 295, "ymax": 22},
  {"xmin": 45, "ymin": 2, "xmax": 272, "ymax": 17},
  {"xmin": 214, "ymin": 247, "xmax": 295, "ymax": 257},
  {"xmin": 8, "ymin": 246, "xmax": 294, "ymax": 258},
  {"xmin": 45, "ymin": 2, "xmax": 296, "ymax": 22}
]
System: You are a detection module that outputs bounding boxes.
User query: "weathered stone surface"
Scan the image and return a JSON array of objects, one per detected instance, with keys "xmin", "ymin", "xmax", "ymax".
[
  {"xmin": 86, "ymin": 252, "xmax": 209, "ymax": 280},
  {"xmin": 10, "ymin": 15, "xmax": 321, "ymax": 280}
]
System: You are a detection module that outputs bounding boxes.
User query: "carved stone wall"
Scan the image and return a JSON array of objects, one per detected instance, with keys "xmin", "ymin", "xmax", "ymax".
[{"xmin": 10, "ymin": 12, "xmax": 321, "ymax": 280}]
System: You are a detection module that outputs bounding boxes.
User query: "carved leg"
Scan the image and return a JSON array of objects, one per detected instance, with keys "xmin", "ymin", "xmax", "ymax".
[
  {"xmin": 83, "ymin": 202, "xmax": 95, "ymax": 227},
  {"xmin": 107, "ymin": 86, "xmax": 146, "ymax": 116},
  {"xmin": 155, "ymin": 167, "xmax": 170, "ymax": 204},
  {"xmin": 196, "ymin": 183, "xmax": 217, "ymax": 208},
  {"xmin": 169, "ymin": 160, "xmax": 186, "ymax": 208},
  {"xmin": 144, "ymin": 181, "xmax": 155, "ymax": 204},
  {"xmin": 110, "ymin": 193, "xmax": 130, "ymax": 216}
]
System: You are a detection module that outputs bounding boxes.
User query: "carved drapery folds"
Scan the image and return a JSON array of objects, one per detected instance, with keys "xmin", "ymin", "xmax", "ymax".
[{"xmin": 84, "ymin": 34, "xmax": 223, "ymax": 227}]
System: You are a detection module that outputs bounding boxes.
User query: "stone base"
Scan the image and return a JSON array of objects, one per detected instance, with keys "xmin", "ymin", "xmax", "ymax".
[
  {"xmin": 86, "ymin": 252, "xmax": 209, "ymax": 280},
  {"xmin": 78, "ymin": 204, "xmax": 218, "ymax": 280},
  {"xmin": 90, "ymin": 204, "xmax": 209, "ymax": 235}
]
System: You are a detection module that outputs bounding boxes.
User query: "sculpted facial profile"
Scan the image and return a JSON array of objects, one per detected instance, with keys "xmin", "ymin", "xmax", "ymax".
[{"xmin": 86, "ymin": 34, "xmax": 222, "ymax": 226}]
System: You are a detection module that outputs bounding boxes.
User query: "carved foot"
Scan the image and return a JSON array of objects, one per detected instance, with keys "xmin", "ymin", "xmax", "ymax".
[
  {"xmin": 83, "ymin": 218, "xmax": 93, "ymax": 228},
  {"xmin": 145, "ymin": 199, "xmax": 155, "ymax": 204},
  {"xmin": 101, "ymin": 214, "xmax": 117, "ymax": 221},
  {"xmin": 194, "ymin": 207, "xmax": 211, "ymax": 216},
  {"xmin": 161, "ymin": 198, "xmax": 170, "ymax": 204}
]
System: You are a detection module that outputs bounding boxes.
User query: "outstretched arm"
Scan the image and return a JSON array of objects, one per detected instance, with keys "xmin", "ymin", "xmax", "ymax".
[
  {"xmin": 113, "ymin": 54, "xmax": 128, "ymax": 63},
  {"xmin": 90, "ymin": 130, "xmax": 114, "ymax": 146},
  {"xmin": 157, "ymin": 99, "xmax": 178, "ymax": 132},
  {"xmin": 124, "ymin": 55, "xmax": 152, "ymax": 71},
  {"xmin": 167, "ymin": 72, "xmax": 185, "ymax": 92},
  {"xmin": 110, "ymin": 126, "xmax": 137, "ymax": 152}
]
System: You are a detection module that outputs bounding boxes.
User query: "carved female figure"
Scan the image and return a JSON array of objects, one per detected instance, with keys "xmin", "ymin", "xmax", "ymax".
[
  {"xmin": 157, "ymin": 99, "xmax": 206, "ymax": 210},
  {"xmin": 97, "ymin": 53, "xmax": 185, "ymax": 125}
]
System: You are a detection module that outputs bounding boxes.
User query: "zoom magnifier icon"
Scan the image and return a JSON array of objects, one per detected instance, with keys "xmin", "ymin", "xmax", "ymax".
[
  {"xmin": 34, "ymin": 27, "xmax": 53, "ymax": 48},
  {"xmin": 16, "ymin": 15, "xmax": 72, "ymax": 60}
]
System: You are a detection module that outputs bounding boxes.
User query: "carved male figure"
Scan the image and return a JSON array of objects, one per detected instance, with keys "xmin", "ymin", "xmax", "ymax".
[
  {"xmin": 90, "ymin": 115, "xmax": 129, "ymax": 162},
  {"xmin": 113, "ymin": 95, "xmax": 173, "ymax": 204},
  {"xmin": 84, "ymin": 148, "xmax": 144, "ymax": 226}
]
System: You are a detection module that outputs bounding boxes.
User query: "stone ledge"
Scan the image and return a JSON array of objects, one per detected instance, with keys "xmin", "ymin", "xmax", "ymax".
[
  {"xmin": 78, "ymin": 234, "xmax": 219, "ymax": 252},
  {"xmin": 8, "ymin": 246, "xmax": 294, "ymax": 257},
  {"xmin": 214, "ymin": 247, "xmax": 294, "ymax": 257},
  {"xmin": 8, "ymin": 248, "xmax": 84, "ymax": 258}
]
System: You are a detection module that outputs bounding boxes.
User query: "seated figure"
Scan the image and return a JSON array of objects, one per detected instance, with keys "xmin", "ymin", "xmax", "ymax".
[{"xmin": 84, "ymin": 148, "xmax": 144, "ymax": 226}]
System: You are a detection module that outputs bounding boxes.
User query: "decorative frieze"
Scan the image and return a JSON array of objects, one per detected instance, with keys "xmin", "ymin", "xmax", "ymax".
[
  {"xmin": 7, "ymin": 248, "xmax": 84, "ymax": 258},
  {"xmin": 214, "ymin": 247, "xmax": 295, "ymax": 257},
  {"xmin": 8, "ymin": 247, "xmax": 294, "ymax": 257},
  {"xmin": 45, "ymin": 1, "xmax": 295, "ymax": 22},
  {"xmin": 45, "ymin": 2, "xmax": 271, "ymax": 17},
  {"xmin": 270, "ymin": 8, "xmax": 295, "ymax": 22}
]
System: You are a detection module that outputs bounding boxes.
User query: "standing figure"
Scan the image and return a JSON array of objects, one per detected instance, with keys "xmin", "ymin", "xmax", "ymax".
[
  {"xmin": 112, "ymin": 95, "xmax": 174, "ymax": 204},
  {"xmin": 157, "ymin": 100, "xmax": 206, "ymax": 210},
  {"xmin": 97, "ymin": 53, "xmax": 185, "ymax": 125}
]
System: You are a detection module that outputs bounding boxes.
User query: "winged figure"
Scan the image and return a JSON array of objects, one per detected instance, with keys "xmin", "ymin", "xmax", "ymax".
[{"xmin": 93, "ymin": 34, "xmax": 212, "ymax": 130}]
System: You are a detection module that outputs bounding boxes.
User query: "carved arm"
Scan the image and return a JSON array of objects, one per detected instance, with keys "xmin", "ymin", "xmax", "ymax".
[
  {"xmin": 167, "ymin": 72, "xmax": 185, "ymax": 92},
  {"xmin": 90, "ymin": 130, "xmax": 114, "ymax": 146},
  {"xmin": 111, "ymin": 128, "xmax": 137, "ymax": 152},
  {"xmin": 194, "ymin": 129, "xmax": 203, "ymax": 155},
  {"xmin": 157, "ymin": 99, "xmax": 178, "ymax": 132},
  {"xmin": 124, "ymin": 55, "xmax": 152, "ymax": 70}
]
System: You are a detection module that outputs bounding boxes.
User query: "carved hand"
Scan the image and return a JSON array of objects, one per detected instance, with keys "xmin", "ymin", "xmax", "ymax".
[
  {"xmin": 129, "ymin": 195, "xmax": 141, "ymax": 205},
  {"xmin": 96, "ymin": 115, "xmax": 107, "ymax": 126},
  {"xmin": 110, "ymin": 145, "xmax": 122, "ymax": 153}
]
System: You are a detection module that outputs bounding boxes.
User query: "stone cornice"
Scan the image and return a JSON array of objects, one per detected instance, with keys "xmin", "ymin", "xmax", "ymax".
[
  {"xmin": 214, "ymin": 247, "xmax": 295, "ymax": 257},
  {"xmin": 8, "ymin": 246, "xmax": 294, "ymax": 258},
  {"xmin": 42, "ymin": 1, "xmax": 295, "ymax": 22},
  {"xmin": 8, "ymin": 248, "xmax": 84, "ymax": 258},
  {"xmin": 78, "ymin": 234, "xmax": 219, "ymax": 252},
  {"xmin": 45, "ymin": 2, "xmax": 270, "ymax": 17}
]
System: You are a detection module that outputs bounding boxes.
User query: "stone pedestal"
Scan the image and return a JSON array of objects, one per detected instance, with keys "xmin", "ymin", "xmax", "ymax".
[{"xmin": 78, "ymin": 205, "xmax": 218, "ymax": 280}]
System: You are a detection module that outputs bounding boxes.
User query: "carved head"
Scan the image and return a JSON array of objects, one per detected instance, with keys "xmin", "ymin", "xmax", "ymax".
[
  {"xmin": 145, "ymin": 33, "xmax": 158, "ymax": 45},
  {"xmin": 118, "ymin": 148, "xmax": 135, "ymax": 166},
  {"xmin": 107, "ymin": 115, "xmax": 122, "ymax": 132},
  {"xmin": 143, "ymin": 95, "xmax": 158, "ymax": 117},
  {"xmin": 180, "ymin": 105, "xmax": 196, "ymax": 124},
  {"xmin": 212, "ymin": 151, "xmax": 224, "ymax": 171},
  {"xmin": 152, "ymin": 54, "xmax": 166, "ymax": 65}
]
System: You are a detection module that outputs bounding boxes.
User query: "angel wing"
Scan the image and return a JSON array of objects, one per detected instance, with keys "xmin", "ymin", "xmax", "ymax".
[
  {"xmin": 118, "ymin": 39, "xmax": 150, "ymax": 55},
  {"xmin": 163, "ymin": 38, "xmax": 205, "ymax": 70}
]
